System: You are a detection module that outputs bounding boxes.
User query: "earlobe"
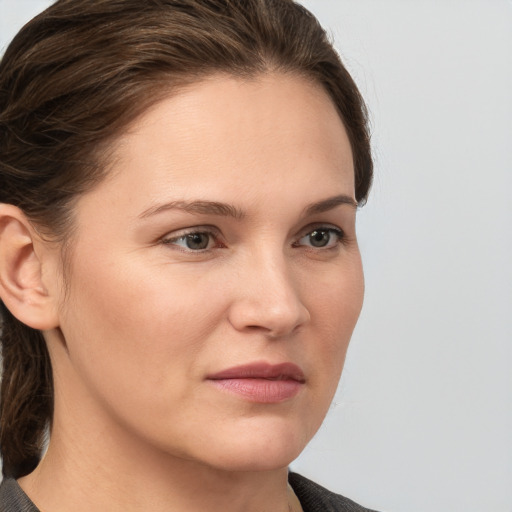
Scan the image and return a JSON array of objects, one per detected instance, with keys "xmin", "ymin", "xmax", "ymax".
[{"xmin": 0, "ymin": 204, "xmax": 60, "ymax": 330}]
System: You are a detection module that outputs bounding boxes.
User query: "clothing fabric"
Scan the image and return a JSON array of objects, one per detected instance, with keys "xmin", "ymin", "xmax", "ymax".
[
  {"xmin": 0, "ymin": 472, "xmax": 378, "ymax": 512},
  {"xmin": 0, "ymin": 478, "xmax": 36, "ymax": 512},
  {"xmin": 288, "ymin": 472, "xmax": 378, "ymax": 512}
]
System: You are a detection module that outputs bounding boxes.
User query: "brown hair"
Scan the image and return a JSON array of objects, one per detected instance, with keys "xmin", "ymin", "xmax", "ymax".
[{"xmin": 0, "ymin": 0, "xmax": 373, "ymax": 478}]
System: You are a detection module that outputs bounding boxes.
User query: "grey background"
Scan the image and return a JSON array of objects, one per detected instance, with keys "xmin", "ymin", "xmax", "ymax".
[{"xmin": 1, "ymin": 1, "xmax": 511, "ymax": 511}]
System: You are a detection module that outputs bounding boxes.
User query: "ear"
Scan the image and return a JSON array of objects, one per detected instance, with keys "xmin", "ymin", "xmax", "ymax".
[{"xmin": 0, "ymin": 204, "xmax": 60, "ymax": 330}]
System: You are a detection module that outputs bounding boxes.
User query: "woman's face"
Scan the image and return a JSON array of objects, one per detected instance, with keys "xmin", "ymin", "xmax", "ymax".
[{"xmin": 49, "ymin": 73, "xmax": 364, "ymax": 472}]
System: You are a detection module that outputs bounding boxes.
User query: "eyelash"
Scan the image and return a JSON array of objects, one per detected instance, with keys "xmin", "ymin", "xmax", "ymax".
[{"xmin": 161, "ymin": 225, "xmax": 346, "ymax": 253}]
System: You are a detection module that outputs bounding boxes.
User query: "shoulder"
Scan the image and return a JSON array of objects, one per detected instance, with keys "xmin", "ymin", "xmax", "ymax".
[
  {"xmin": 288, "ymin": 472, "xmax": 380, "ymax": 512},
  {"xmin": 0, "ymin": 478, "xmax": 39, "ymax": 512}
]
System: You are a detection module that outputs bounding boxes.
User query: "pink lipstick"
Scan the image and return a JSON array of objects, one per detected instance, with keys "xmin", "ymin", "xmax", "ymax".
[{"xmin": 207, "ymin": 362, "xmax": 305, "ymax": 403}]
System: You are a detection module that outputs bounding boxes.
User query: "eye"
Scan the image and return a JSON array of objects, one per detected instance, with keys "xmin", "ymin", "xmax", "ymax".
[
  {"xmin": 162, "ymin": 230, "xmax": 220, "ymax": 251},
  {"xmin": 294, "ymin": 227, "xmax": 345, "ymax": 249}
]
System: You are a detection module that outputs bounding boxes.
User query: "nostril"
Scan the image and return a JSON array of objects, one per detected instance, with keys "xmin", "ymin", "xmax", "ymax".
[{"xmin": 228, "ymin": 301, "xmax": 309, "ymax": 339}]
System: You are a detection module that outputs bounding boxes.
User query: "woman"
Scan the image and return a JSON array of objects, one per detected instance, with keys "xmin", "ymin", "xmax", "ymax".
[{"xmin": 0, "ymin": 1, "xmax": 375, "ymax": 511}]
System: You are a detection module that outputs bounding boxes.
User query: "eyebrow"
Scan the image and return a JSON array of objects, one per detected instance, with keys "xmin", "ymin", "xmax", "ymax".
[
  {"xmin": 139, "ymin": 200, "xmax": 245, "ymax": 220},
  {"xmin": 139, "ymin": 194, "xmax": 357, "ymax": 220},
  {"xmin": 303, "ymin": 195, "xmax": 358, "ymax": 215}
]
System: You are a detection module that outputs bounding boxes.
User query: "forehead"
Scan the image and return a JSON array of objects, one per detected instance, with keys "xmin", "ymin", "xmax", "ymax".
[{"xmin": 83, "ymin": 73, "xmax": 355, "ymax": 217}]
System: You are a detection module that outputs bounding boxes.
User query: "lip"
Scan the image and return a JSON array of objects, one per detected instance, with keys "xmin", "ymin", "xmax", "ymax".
[{"xmin": 206, "ymin": 362, "xmax": 305, "ymax": 403}]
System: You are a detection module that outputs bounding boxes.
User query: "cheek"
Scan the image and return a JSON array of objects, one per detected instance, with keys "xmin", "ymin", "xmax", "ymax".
[
  {"xmin": 305, "ymin": 254, "xmax": 364, "ymax": 386},
  {"xmin": 58, "ymin": 251, "xmax": 225, "ymax": 396},
  {"xmin": 308, "ymin": 250, "xmax": 364, "ymax": 325}
]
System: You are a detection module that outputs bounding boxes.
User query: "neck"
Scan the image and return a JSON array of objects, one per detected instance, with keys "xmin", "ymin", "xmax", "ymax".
[
  {"xmin": 19, "ymin": 405, "xmax": 293, "ymax": 512},
  {"xmin": 20, "ymin": 444, "xmax": 293, "ymax": 512}
]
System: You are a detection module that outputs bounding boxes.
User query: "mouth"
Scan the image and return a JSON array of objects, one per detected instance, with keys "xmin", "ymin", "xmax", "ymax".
[{"xmin": 206, "ymin": 362, "xmax": 306, "ymax": 403}]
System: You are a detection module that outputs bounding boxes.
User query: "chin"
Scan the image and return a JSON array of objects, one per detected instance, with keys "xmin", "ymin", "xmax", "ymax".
[
  {"xmin": 190, "ymin": 418, "xmax": 314, "ymax": 473},
  {"xmin": 203, "ymin": 447, "xmax": 302, "ymax": 473}
]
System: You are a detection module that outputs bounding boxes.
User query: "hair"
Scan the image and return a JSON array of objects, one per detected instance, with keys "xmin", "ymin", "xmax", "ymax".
[{"xmin": 0, "ymin": 0, "xmax": 373, "ymax": 479}]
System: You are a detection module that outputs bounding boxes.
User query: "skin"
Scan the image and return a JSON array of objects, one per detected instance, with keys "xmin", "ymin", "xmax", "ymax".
[{"xmin": 11, "ymin": 73, "xmax": 364, "ymax": 512}]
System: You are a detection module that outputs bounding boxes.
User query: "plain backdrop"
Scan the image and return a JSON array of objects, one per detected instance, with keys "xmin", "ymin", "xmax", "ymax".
[{"xmin": 1, "ymin": 1, "xmax": 511, "ymax": 511}]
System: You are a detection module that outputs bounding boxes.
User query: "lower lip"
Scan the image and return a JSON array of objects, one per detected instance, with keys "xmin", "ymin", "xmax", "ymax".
[{"xmin": 208, "ymin": 378, "xmax": 303, "ymax": 403}]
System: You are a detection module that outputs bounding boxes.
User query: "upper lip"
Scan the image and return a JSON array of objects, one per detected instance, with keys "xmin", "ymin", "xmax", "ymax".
[{"xmin": 207, "ymin": 362, "xmax": 305, "ymax": 382}]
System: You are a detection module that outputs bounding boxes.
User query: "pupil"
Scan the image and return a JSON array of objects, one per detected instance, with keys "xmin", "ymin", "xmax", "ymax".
[
  {"xmin": 186, "ymin": 233, "xmax": 209, "ymax": 250},
  {"xmin": 310, "ymin": 230, "xmax": 329, "ymax": 247}
]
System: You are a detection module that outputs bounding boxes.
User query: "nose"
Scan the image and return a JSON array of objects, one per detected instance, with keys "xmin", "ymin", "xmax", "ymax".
[{"xmin": 227, "ymin": 251, "xmax": 310, "ymax": 338}]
